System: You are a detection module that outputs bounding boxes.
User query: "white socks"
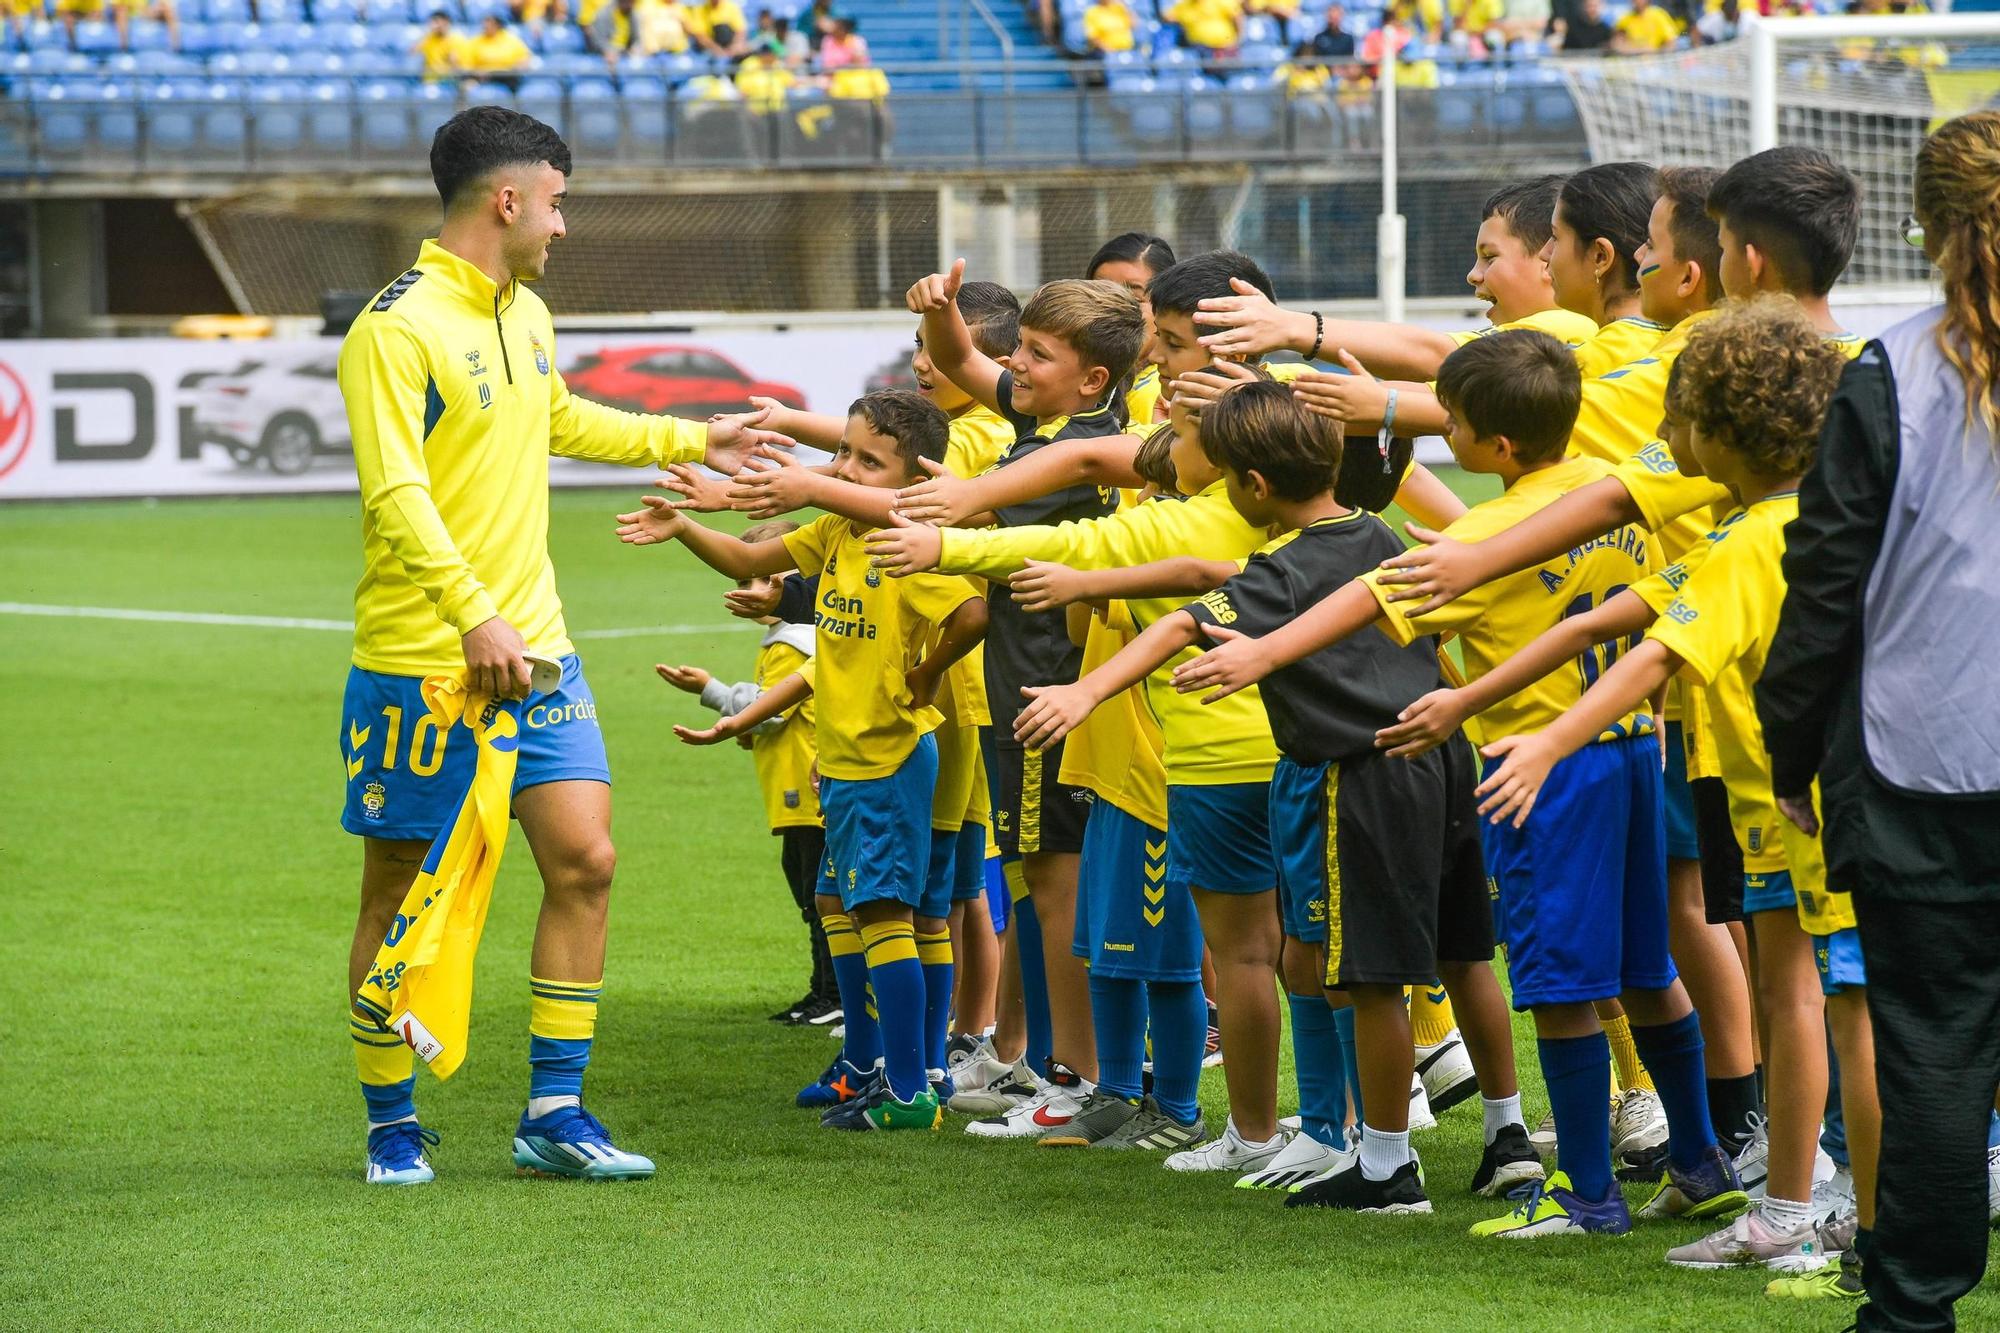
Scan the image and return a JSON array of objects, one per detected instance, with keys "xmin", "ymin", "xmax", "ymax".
[
  {"xmin": 368, "ymin": 1113, "xmax": 419, "ymax": 1132},
  {"xmin": 1762, "ymin": 1194, "xmax": 1813, "ymax": 1235},
  {"xmin": 1359, "ymin": 1124, "xmax": 1411, "ymax": 1180},
  {"xmin": 1482, "ymin": 1093, "xmax": 1524, "ymax": 1145},
  {"xmin": 526, "ymin": 1094, "xmax": 580, "ymax": 1119}
]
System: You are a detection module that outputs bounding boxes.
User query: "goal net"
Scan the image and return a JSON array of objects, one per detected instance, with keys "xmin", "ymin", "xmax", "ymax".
[{"xmin": 1557, "ymin": 14, "xmax": 2000, "ymax": 289}]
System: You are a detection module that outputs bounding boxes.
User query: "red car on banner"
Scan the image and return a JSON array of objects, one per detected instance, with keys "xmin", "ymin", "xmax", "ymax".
[{"xmin": 561, "ymin": 345, "xmax": 806, "ymax": 418}]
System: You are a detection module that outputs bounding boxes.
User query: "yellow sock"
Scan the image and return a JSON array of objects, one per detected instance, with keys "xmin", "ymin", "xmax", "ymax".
[
  {"xmin": 823, "ymin": 913, "xmax": 864, "ymax": 960},
  {"xmin": 1004, "ymin": 859, "xmax": 1029, "ymax": 904},
  {"xmin": 860, "ymin": 919, "xmax": 920, "ymax": 965},
  {"xmin": 1409, "ymin": 981, "xmax": 1457, "ymax": 1048},
  {"xmin": 1603, "ymin": 1011, "xmax": 1654, "ymax": 1093},
  {"xmin": 351, "ymin": 1013, "xmax": 413, "ymax": 1088},
  {"xmin": 916, "ymin": 929, "xmax": 953, "ymax": 967}
]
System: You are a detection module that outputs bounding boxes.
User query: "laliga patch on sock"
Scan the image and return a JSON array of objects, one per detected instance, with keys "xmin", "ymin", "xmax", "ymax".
[{"xmin": 394, "ymin": 1013, "xmax": 445, "ymax": 1065}]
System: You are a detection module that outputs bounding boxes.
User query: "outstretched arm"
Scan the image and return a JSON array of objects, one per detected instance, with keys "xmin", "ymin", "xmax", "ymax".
[
  {"xmin": 1191, "ymin": 278, "xmax": 1460, "ymax": 379},
  {"xmin": 1170, "ymin": 579, "xmax": 1384, "ymax": 703},
  {"xmin": 1374, "ymin": 589, "xmax": 1656, "ymax": 757},
  {"xmin": 1013, "ymin": 610, "xmax": 1206, "ymax": 749},
  {"xmin": 1473, "ymin": 639, "xmax": 1681, "ymax": 827},
  {"xmin": 612, "ymin": 496, "xmax": 798, "ymax": 579},
  {"xmin": 1374, "ymin": 475, "xmax": 1643, "ymax": 615},
  {"xmin": 728, "ymin": 448, "xmax": 899, "ymax": 527},
  {"xmin": 748, "ymin": 397, "xmax": 846, "ymax": 449},
  {"xmin": 910, "ymin": 259, "xmax": 1006, "ymax": 415},
  {"xmin": 1008, "ymin": 556, "xmax": 1237, "ymax": 613},
  {"xmin": 675, "ymin": 670, "xmax": 813, "ymax": 746},
  {"xmin": 892, "ymin": 433, "xmax": 1145, "ymax": 527},
  {"xmin": 905, "ymin": 595, "xmax": 989, "ymax": 710}
]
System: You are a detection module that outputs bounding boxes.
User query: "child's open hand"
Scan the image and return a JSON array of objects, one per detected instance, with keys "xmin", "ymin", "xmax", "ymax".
[
  {"xmin": 1290, "ymin": 350, "xmax": 1390, "ymax": 426},
  {"xmin": 1014, "ymin": 681, "xmax": 1094, "ymax": 751},
  {"xmin": 1373, "ymin": 687, "xmax": 1471, "ymax": 759},
  {"xmin": 890, "ymin": 457, "xmax": 969, "ymax": 526},
  {"xmin": 727, "ymin": 445, "xmax": 814, "ymax": 519},
  {"xmin": 673, "ymin": 718, "xmax": 741, "ymax": 747},
  {"xmin": 724, "ymin": 581, "xmax": 783, "ymax": 620},
  {"xmin": 659, "ymin": 462, "xmax": 732, "ymax": 513},
  {"xmin": 906, "ymin": 258, "xmax": 965, "ymax": 315},
  {"xmin": 864, "ymin": 509, "xmax": 944, "ymax": 577},
  {"xmin": 1169, "ymin": 623, "xmax": 1270, "ymax": 703},
  {"xmin": 614, "ymin": 494, "xmax": 689, "ymax": 546},
  {"xmin": 1472, "ymin": 732, "xmax": 1559, "ymax": 828},
  {"xmin": 1008, "ymin": 559, "xmax": 1091, "ymax": 613},
  {"xmin": 1169, "ymin": 358, "xmax": 1260, "ymax": 418},
  {"xmin": 1373, "ymin": 524, "xmax": 1475, "ymax": 614},
  {"xmin": 655, "ymin": 663, "xmax": 712, "ymax": 694},
  {"xmin": 1192, "ymin": 277, "xmax": 1300, "ymax": 360}
]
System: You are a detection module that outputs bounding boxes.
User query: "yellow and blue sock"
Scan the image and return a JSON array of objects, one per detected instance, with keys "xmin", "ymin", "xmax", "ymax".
[
  {"xmin": 352, "ymin": 1012, "xmax": 416, "ymax": 1125},
  {"xmin": 1009, "ymin": 863, "xmax": 1054, "ymax": 1077},
  {"xmin": 1287, "ymin": 992, "xmax": 1348, "ymax": 1147},
  {"xmin": 1630, "ymin": 1012, "xmax": 1718, "ymax": 1172},
  {"xmin": 1540, "ymin": 1031, "xmax": 1616, "ymax": 1201},
  {"xmin": 861, "ymin": 919, "xmax": 927, "ymax": 1102},
  {"xmin": 527, "ymin": 976, "xmax": 599, "ymax": 1114},
  {"xmin": 1089, "ymin": 972, "xmax": 1148, "ymax": 1101},
  {"xmin": 916, "ymin": 927, "xmax": 954, "ymax": 1075},
  {"xmin": 1332, "ymin": 1003, "xmax": 1360, "ymax": 1124},
  {"xmin": 1602, "ymin": 1009, "xmax": 1655, "ymax": 1093},
  {"xmin": 1408, "ymin": 982, "xmax": 1457, "ymax": 1049},
  {"xmin": 1148, "ymin": 979, "xmax": 1207, "ymax": 1124},
  {"xmin": 822, "ymin": 913, "xmax": 881, "ymax": 1070}
]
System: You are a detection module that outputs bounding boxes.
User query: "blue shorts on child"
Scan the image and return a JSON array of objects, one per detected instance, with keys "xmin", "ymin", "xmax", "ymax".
[
  {"xmin": 821, "ymin": 732, "xmax": 939, "ymax": 912},
  {"xmin": 339, "ymin": 652, "xmax": 609, "ymax": 841},
  {"xmin": 1480, "ymin": 732, "xmax": 1677, "ymax": 1008},
  {"xmin": 922, "ymin": 822, "xmax": 990, "ymax": 918},
  {"xmin": 1072, "ymin": 799, "xmax": 1203, "ymax": 982},
  {"xmin": 1165, "ymin": 782, "xmax": 1277, "ymax": 895},
  {"xmin": 1662, "ymin": 720, "xmax": 1702, "ymax": 862}
]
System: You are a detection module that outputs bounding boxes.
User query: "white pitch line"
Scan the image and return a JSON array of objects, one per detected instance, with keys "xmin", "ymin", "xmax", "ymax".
[{"xmin": 0, "ymin": 602, "xmax": 755, "ymax": 637}]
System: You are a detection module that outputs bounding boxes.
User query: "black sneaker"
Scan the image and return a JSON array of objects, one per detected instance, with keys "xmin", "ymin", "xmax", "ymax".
[
  {"xmin": 1616, "ymin": 1140, "xmax": 1671, "ymax": 1183},
  {"xmin": 1287, "ymin": 1156, "xmax": 1432, "ymax": 1214},
  {"xmin": 1472, "ymin": 1123, "xmax": 1546, "ymax": 1198},
  {"xmin": 1038, "ymin": 1091, "xmax": 1142, "ymax": 1147},
  {"xmin": 798, "ymin": 994, "xmax": 843, "ymax": 1026},
  {"xmin": 768, "ymin": 992, "xmax": 816, "ymax": 1024}
]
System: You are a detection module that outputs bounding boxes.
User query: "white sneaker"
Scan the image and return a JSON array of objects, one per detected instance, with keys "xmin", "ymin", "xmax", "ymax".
[
  {"xmin": 1987, "ymin": 1142, "xmax": 2000, "ymax": 1224},
  {"xmin": 828, "ymin": 1022, "xmax": 845, "ymax": 1041},
  {"xmin": 1529, "ymin": 1110, "xmax": 1558, "ymax": 1159},
  {"xmin": 1279, "ymin": 1114, "xmax": 1303, "ymax": 1132},
  {"xmin": 1734, "ymin": 1113, "xmax": 1771, "ymax": 1201},
  {"xmin": 1236, "ymin": 1127, "xmax": 1344, "ymax": 1190},
  {"xmin": 964, "ymin": 1064, "xmax": 1091, "ymax": 1139},
  {"xmin": 1812, "ymin": 1144, "xmax": 1838, "ymax": 1188},
  {"xmin": 1408, "ymin": 1073, "xmax": 1437, "ymax": 1132},
  {"xmin": 1809, "ymin": 1165, "xmax": 1856, "ymax": 1227},
  {"xmin": 947, "ymin": 1050, "xmax": 1039, "ymax": 1116},
  {"xmin": 1415, "ymin": 1029, "xmax": 1479, "ymax": 1114},
  {"xmin": 1164, "ymin": 1118, "xmax": 1286, "ymax": 1173},
  {"xmin": 1611, "ymin": 1087, "xmax": 1668, "ymax": 1160}
]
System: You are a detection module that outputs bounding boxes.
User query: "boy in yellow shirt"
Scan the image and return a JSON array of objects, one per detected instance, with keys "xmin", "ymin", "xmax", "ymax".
[
  {"xmin": 653, "ymin": 519, "xmax": 829, "ymax": 1026},
  {"xmin": 1612, "ymin": 0, "xmax": 1680, "ymax": 52},
  {"xmin": 617, "ymin": 391, "xmax": 988, "ymax": 1130},
  {"xmin": 1084, "ymin": 0, "xmax": 1136, "ymax": 52}
]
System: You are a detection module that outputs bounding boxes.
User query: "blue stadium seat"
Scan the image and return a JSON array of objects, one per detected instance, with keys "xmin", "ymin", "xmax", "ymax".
[
  {"xmin": 28, "ymin": 48, "xmax": 91, "ymax": 73},
  {"xmin": 248, "ymin": 79, "xmax": 306, "ymax": 151},
  {"xmin": 71, "ymin": 20, "xmax": 119, "ymax": 52},
  {"xmin": 197, "ymin": 80, "xmax": 246, "ymax": 150},
  {"xmin": 126, "ymin": 20, "xmax": 173, "ymax": 51},
  {"xmin": 357, "ymin": 76, "xmax": 419, "ymax": 153},
  {"xmin": 370, "ymin": 19, "xmax": 419, "ymax": 50},
  {"xmin": 37, "ymin": 83, "xmax": 92, "ymax": 155},
  {"xmin": 175, "ymin": 20, "xmax": 218, "ymax": 52},
  {"xmin": 145, "ymin": 77, "xmax": 206, "ymax": 151},
  {"xmin": 650, "ymin": 50, "xmax": 703, "ymax": 80},
  {"xmin": 252, "ymin": 0, "xmax": 297, "ymax": 21},
  {"xmin": 539, "ymin": 50, "xmax": 599, "ymax": 77},
  {"xmin": 17, "ymin": 17, "xmax": 63, "ymax": 48},
  {"xmin": 1238, "ymin": 41, "xmax": 1286, "ymax": 65},
  {"xmin": 296, "ymin": 50, "xmax": 349, "ymax": 75},
  {"xmin": 462, "ymin": 0, "xmax": 508, "ymax": 21},
  {"xmin": 314, "ymin": 0, "xmax": 363, "ymax": 21},
  {"xmin": 306, "ymin": 76, "xmax": 352, "ymax": 147},
  {"xmin": 135, "ymin": 49, "xmax": 199, "ymax": 74},
  {"xmin": 619, "ymin": 72, "xmax": 665, "ymax": 99},
  {"xmin": 202, "ymin": 0, "xmax": 252, "ymax": 21},
  {"xmin": 234, "ymin": 49, "xmax": 294, "ymax": 75},
  {"xmin": 93, "ymin": 79, "xmax": 140, "ymax": 149},
  {"xmin": 536, "ymin": 21, "xmax": 584, "ymax": 54},
  {"xmin": 327, "ymin": 22, "xmax": 373, "ymax": 53},
  {"xmin": 269, "ymin": 20, "xmax": 317, "ymax": 49},
  {"xmin": 569, "ymin": 75, "xmax": 618, "ymax": 150},
  {"xmin": 211, "ymin": 20, "xmax": 263, "ymax": 50},
  {"xmin": 516, "ymin": 74, "xmax": 562, "ymax": 98},
  {"xmin": 1241, "ymin": 14, "xmax": 1280, "ymax": 45}
]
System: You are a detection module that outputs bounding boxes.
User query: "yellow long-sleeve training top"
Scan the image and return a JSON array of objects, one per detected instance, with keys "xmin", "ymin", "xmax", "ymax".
[{"xmin": 339, "ymin": 239, "xmax": 709, "ymax": 675}]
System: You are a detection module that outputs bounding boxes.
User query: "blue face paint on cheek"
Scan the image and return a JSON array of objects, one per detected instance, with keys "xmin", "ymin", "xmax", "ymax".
[{"xmin": 1637, "ymin": 263, "xmax": 1663, "ymax": 278}]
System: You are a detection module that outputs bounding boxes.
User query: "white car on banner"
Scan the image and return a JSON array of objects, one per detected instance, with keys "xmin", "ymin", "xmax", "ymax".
[{"xmin": 190, "ymin": 353, "xmax": 351, "ymax": 476}]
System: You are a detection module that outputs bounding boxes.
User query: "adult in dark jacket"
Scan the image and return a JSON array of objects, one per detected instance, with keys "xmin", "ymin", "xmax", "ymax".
[{"xmin": 1758, "ymin": 110, "xmax": 2000, "ymax": 1332}]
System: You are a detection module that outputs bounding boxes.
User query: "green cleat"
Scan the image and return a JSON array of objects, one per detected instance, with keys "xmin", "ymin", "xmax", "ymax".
[
  {"xmin": 1767, "ymin": 1254, "xmax": 1864, "ymax": 1302},
  {"xmin": 825, "ymin": 1085, "xmax": 945, "ymax": 1132}
]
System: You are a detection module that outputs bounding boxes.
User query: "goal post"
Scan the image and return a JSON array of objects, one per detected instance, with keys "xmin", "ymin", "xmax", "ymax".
[{"xmin": 1558, "ymin": 12, "xmax": 2000, "ymax": 293}]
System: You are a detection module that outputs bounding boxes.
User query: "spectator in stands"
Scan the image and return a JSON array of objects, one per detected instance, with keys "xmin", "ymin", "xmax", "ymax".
[
  {"xmin": 735, "ymin": 38, "xmax": 794, "ymax": 110},
  {"xmin": 1694, "ymin": 0, "xmax": 1739, "ymax": 43},
  {"xmin": 1310, "ymin": 5, "xmax": 1355, "ymax": 57},
  {"xmin": 1443, "ymin": 0, "xmax": 1505, "ymax": 54},
  {"xmin": 775, "ymin": 14, "xmax": 813, "ymax": 65},
  {"xmin": 1249, "ymin": 0, "xmax": 1301, "ymax": 17},
  {"xmin": 1610, "ymin": 0, "xmax": 1678, "ymax": 51},
  {"xmin": 589, "ymin": 0, "xmax": 639, "ymax": 64},
  {"xmin": 511, "ymin": 0, "xmax": 570, "ymax": 31},
  {"xmin": 109, "ymin": 0, "xmax": 178, "ymax": 50},
  {"xmin": 818, "ymin": 15, "xmax": 869, "ymax": 69},
  {"xmin": 826, "ymin": 40, "xmax": 888, "ymax": 100},
  {"xmin": 1277, "ymin": 41, "xmax": 1335, "ymax": 94},
  {"xmin": 1084, "ymin": 0, "xmax": 1137, "ymax": 54},
  {"xmin": 1497, "ymin": 0, "xmax": 1550, "ymax": 45},
  {"xmin": 462, "ymin": 12, "xmax": 533, "ymax": 87},
  {"xmin": 1164, "ymin": 0, "xmax": 1243, "ymax": 54},
  {"xmin": 686, "ymin": 0, "xmax": 746, "ymax": 57},
  {"xmin": 637, "ymin": 0, "xmax": 694, "ymax": 55},
  {"xmin": 414, "ymin": 9, "xmax": 465, "ymax": 80},
  {"xmin": 803, "ymin": 0, "xmax": 837, "ymax": 38},
  {"xmin": 1550, "ymin": 0, "xmax": 1613, "ymax": 50},
  {"xmin": 5, "ymin": 0, "xmax": 45, "ymax": 49},
  {"xmin": 1359, "ymin": 1, "xmax": 1414, "ymax": 71}
]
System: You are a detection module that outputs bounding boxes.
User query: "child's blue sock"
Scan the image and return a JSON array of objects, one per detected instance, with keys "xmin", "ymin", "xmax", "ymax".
[
  {"xmin": 1332, "ymin": 1003, "xmax": 1360, "ymax": 1127},
  {"xmin": 1011, "ymin": 869, "xmax": 1054, "ymax": 1077},
  {"xmin": 1630, "ymin": 1011, "xmax": 1718, "ymax": 1171},
  {"xmin": 861, "ymin": 920, "xmax": 927, "ymax": 1103},
  {"xmin": 1539, "ymin": 1031, "xmax": 1615, "ymax": 1202},
  {"xmin": 1089, "ymin": 971, "xmax": 1148, "ymax": 1100},
  {"xmin": 916, "ymin": 928, "xmax": 954, "ymax": 1075},
  {"xmin": 822, "ymin": 913, "xmax": 881, "ymax": 1071},
  {"xmin": 1147, "ymin": 979, "xmax": 1207, "ymax": 1124},
  {"xmin": 1287, "ymin": 991, "xmax": 1348, "ymax": 1147}
]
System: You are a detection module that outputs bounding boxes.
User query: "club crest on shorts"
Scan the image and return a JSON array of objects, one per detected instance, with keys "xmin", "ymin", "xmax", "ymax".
[{"xmin": 362, "ymin": 781, "xmax": 388, "ymax": 821}]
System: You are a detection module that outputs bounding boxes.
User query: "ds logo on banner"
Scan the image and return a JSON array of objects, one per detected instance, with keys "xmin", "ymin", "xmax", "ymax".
[{"xmin": 0, "ymin": 361, "xmax": 32, "ymax": 481}]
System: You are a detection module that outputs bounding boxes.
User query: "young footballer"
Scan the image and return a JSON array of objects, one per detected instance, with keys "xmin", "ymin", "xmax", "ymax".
[
  {"xmin": 652, "ymin": 520, "xmax": 829, "ymax": 1025},
  {"xmin": 1087, "ymin": 231, "xmax": 1178, "ymax": 427},
  {"xmin": 617, "ymin": 390, "xmax": 989, "ymax": 1131},
  {"xmin": 1169, "ymin": 330, "xmax": 1742, "ymax": 1237}
]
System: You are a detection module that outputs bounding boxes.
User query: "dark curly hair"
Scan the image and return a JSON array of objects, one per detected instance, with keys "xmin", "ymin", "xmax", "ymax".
[
  {"xmin": 848, "ymin": 389, "xmax": 950, "ymax": 475},
  {"xmin": 1673, "ymin": 296, "xmax": 1847, "ymax": 480}
]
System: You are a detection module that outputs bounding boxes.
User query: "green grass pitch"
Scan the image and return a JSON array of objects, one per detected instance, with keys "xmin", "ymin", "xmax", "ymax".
[{"xmin": 5, "ymin": 483, "xmax": 1993, "ymax": 1330}]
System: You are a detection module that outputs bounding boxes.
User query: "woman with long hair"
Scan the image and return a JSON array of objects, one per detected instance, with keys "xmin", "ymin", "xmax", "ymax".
[{"xmin": 1759, "ymin": 110, "xmax": 2000, "ymax": 1329}]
